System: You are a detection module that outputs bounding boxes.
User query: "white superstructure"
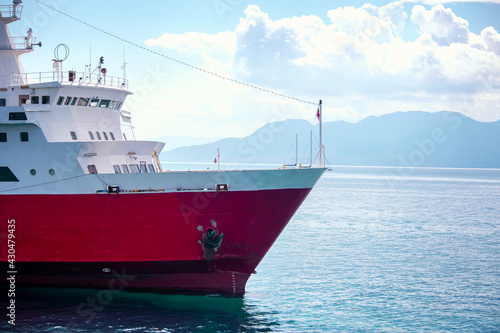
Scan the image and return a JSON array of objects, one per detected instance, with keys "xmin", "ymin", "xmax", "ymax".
[{"xmin": 0, "ymin": 1, "xmax": 165, "ymax": 190}]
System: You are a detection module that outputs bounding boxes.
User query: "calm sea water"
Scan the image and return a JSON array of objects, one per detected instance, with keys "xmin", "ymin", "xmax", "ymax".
[{"xmin": 2, "ymin": 166, "xmax": 499, "ymax": 332}]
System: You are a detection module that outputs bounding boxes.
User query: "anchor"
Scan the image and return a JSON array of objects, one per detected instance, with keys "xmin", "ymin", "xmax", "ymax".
[{"xmin": 204, "ymin": 228, "xmax": 224, "ymax": 249}]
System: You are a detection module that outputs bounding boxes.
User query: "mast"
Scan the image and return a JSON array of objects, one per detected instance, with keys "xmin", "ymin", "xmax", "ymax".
[
  {"xmin": 310, "ymin": 130, "xmax": 312, "ymax": 166},
  {"xmin": 217, "ymin": 148, "xmax": 221, "ymax": 172},
  {"xmin": 319, "ymin": 100, "xmax": 323, "ymax": 167},
  {"xmin": 122, "ymin": 47, "xmax": 128, "ymax": 85},
  {"xmin": 295, "ymin": 134, "xmax": 298, "ymax": 166},
  {"xmin": 0, "ymin": 0, "xmax": 40, "ymax": 86},
  {"xmin": 89, "ymin": 44, "xmax": 91, "ymax": 81}
]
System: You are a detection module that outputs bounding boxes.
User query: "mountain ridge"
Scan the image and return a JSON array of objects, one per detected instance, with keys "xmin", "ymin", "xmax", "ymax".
[{"xmin": 159, "ymin": 111, "xmax": 500, "ymax": 168}]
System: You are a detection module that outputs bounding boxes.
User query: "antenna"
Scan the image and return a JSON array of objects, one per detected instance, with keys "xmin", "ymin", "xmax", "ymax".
[
  {"xmin": 122, "ymin": 47, "xmax": 128, "ymax": 85},
  {"xmin": 319, "ymin": 100, "xmax": 323, "ymax": 167},
  {"xmin": 295, "ymin": 134, "xmax": 298, "ymax": 166},
  {"xmin": 53, "ymin": 43, "xmax": 69, "ymax": 82},
  {"xmin": 217, "ymin": 148, "xmax": 221, "ymax": 172},
  {"xmin": 310, "ymin": 130, "xmax": 312, "ymax": 167},
  {"xmin": 89, "ymin": 44, "xmax": 92, "ymax": 79}
]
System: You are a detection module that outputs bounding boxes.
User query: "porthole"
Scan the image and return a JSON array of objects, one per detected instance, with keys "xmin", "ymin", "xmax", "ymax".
[
  {"xmin": 30, "ymin": 169, "xmax": 36, "ymax": 176},
  {"xmin": 49, "ymin": 169, "xmax": 55, "ymax": 176}
]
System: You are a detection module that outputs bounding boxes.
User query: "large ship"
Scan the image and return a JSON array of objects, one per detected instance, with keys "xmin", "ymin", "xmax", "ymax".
[{"xmin": 0, "ymin": 1, "xmax": 324, "ymax": 295}]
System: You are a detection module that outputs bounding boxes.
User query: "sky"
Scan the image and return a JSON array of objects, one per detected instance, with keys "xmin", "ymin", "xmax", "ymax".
[{"xmin": 9, "ymin": 0, "xmax": 500, "ymax": 140}]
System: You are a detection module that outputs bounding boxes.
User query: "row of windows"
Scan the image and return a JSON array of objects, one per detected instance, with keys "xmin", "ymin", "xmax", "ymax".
[
  {"xmin": 87, "ymin": 163, "xmax": 156, "ymax": 175},
  {"xmin": 0, "ymin": 96, "xmax": 123, "ymax": 108},
  {"xmin": 1, "ymin": 130, "xmax": 120, "ymax": 142},
  {"xmin": 56, "ymin": 96, "xmax": 123, "ymax": 110},
  {"xmin": 68, "ymin": 131, "xmax": 117, "ymax": 141},
  {"xmin": 30, "ymin": 96, "xmax": 51, "ymax": 104},
  {"xmin": 1, "ymin": 96, "xmax": 50, "ymax": 106},
  {"xmin": 114, "ymin": 162, "xmax": 156, "ymax": 174},
  {"xmin": 90, "ymin": 131, "xmax": 115, "ymax": 141},
  {"xmin": 0, "ymin": 132, "xmax": 29, "ymax": 142},
  {"xmin": 29, "ymin": 168, "xmax": 56, "ymax": 176}
]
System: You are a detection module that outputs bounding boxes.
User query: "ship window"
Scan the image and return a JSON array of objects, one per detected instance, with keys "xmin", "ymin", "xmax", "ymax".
[
  {"xmin": 116, "ymin": 102, "xmax": 123, "ymax": 110},
  {"xmin": 121, "ymin": 164, "xmax": 130, "ymax": 173},
  {"xmin": 9, "ymin": 112, "xmax": 27, "ymax": 120},
  {"xmin": 0, "ymin": 133, "xmax": 6, "ymax": 142},
  {"xmin": 77, "ymin": 97, "xmax": 89, "ymax": 106},
  {"xmin": 96, "ymin": 132, "xmax": 101, "ymax": 140},
  {"xmin": 140, "ymin": 161, "xmax": 148, "ymax": 173},
  {"xmin": 31, "ymin": 96, "xmax": 39, "ymax": 104},
  {"xmin": 90, "ymin": 97, "xmax": 99, "ymax": 107},
  {"xmin": 20, "ymin": 132, "xmax": 29, "ymax": 142},
  {"xmin": 109, "ymin": 132, "xmax": 115, "ymax": 141},
  {"xmin": 0, "ymin": 98, "xmax": 6, "ymax": 107},
  {"xmin": 71, "ymin": 97, "xmax": 78, "ymax": 106},
  {"xmin": 103, "ymin": 132, "xmax": 108, "ymax": 140},
  {"xmin": 19, "ymin": 95, "xmax": 29, "ymax": 105},
  {"xmin": 42, "ymin": 96, "xmax": 50, "ymax": 104},
  {"xmin": 87, "ymin": 164, "xmax": 98, "ymax": 174},
  {"xmin": 123, "ymin": 133, "xmax": 127, "ymax": 140},
  {"xmin": 57, "ymin": 96, "xmax": 64, "ymax": 105},
  {"xmin": 109, "ymin": 101, "xmax": 117, "ymax": 109},
  {"xmin": 0, "ymin": 167, "xmax": 19, "ymax": 182},
  {"xmin": 88, "ymin": 131, "xmax": 94, "ymax": 140},
  {"xmin": 99, "ymin": 99, "xmax": 110, "ymax": 108},
  {"xmin": 30, "ymin": 169, "xmax": 36, "ymax": 176},
  {"xmin": 148, "ymin": 164, "xmax": 155, "ymax": 173},
  {"xmin": 70, "ymin": 131, "xmax": 77, "ymax": 140},
  {"xmin": 65, "ymin": 97, "xmax": 72, "ymax": 105},
  {"xmin": 113, "ymin": 165, "xmax": 121, "ymax": 173},
  {"xmin": 129, "ymin": 164, "xmax": 140, "ymax": 173}
]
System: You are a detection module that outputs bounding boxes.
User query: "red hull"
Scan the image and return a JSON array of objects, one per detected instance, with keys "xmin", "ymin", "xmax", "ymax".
[{"xmin": 1, "ymin": 188, "xmax": 311, "ymax": 294}]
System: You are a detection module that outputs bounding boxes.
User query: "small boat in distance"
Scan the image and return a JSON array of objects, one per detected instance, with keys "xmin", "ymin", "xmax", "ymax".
[{"xmin": 285, "ymin": 129, "xmax": 333, "ymax": 171}]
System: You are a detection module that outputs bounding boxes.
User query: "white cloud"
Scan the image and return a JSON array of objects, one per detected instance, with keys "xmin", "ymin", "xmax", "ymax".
[
  {"xmin": 138, "ymin": 2, "xmax": 500, "ymax": 139},
  {"xmin": 481, "ymin": 26, "xmax": 500, "ymax": 55},
  {"xmin": 411, "ymin": 4, "xmax": 469, "ymax": 45},
  {"xmin": 403, "ymin": 0, "xmax": 500, "ymax": 4},
  {"xmin": 233, "ymin": 5, "xmax": 308, "ymax": 82},
  {"xmin": 327, "ymin": 2, "xmax": 407, "ymax": 43}
]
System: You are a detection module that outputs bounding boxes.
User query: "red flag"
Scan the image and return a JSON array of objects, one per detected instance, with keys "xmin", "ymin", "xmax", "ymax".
[{"xmin": 316, "ymin": 107, "xmax": 320, "ymax": 120}]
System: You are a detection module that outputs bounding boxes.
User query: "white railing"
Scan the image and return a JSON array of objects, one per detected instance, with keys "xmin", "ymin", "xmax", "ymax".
[
  {"xmin": 0, "ymin": 5, "xmax": 23, "ymax": 19},
  {"xmin": 11, "ymin": 71, "xmax": 129, "ymax": 89},
  {"xmin": 8, "ymin": 36, "xmax": 37, "ymax": 51}
]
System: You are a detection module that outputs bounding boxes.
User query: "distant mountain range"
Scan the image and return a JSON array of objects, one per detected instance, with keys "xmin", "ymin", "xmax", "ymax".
[
  {"xmin": 151, "ymin": 135, "xmax": 222, "ymax": 151},
  {"xmin": 159, "ymin": 111, "xmax": 500, "ymax": 168}
]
